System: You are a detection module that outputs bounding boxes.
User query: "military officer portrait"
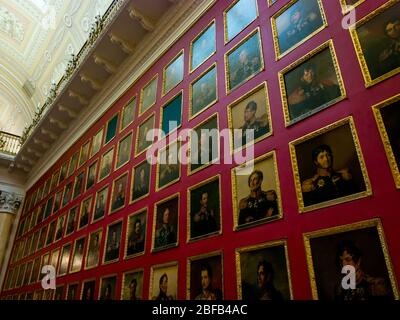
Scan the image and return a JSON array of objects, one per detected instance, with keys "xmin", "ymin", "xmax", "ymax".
[{"xmin": 232, "ymin": 153, "xmax": 281, "ymax": 229}]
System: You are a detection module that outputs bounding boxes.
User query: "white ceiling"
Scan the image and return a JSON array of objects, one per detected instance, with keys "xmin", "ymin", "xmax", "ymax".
[{"xmin": 0, "ymin": 0, "xmax": 113, "ymax": 136}]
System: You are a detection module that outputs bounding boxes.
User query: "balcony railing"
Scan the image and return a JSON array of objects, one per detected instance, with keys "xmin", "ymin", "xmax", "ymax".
[{"xmin": 0, "ymin": 131, "xmax": 21, "ymax": 156}]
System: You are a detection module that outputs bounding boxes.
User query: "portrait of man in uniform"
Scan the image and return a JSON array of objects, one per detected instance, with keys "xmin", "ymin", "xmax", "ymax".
[
  {"xmin": 121, "ymin": 270, "xmax": 143, "ymax": 300},
  {"xmin": 54, "ymin": 215, "xmax": 66, "ymax": 242},
  {"xmin": 67, "ymin": 284, "xmax": 78, "ymax": 300},
  {"xmin": 150, "ymin": 264, "xmax": 178, "ymax": 300},
  {"xmin": 132, "ymin": 161, "xmax": 150, "ymax": 202},
  {"xmin": 116, "ymin": 133, "xmax": 132, "ymax": 169},
  {"xmin": 99, "ymin": 148, "xmax": 114, "ymax": 180},
  {"xmin": 304, "ymin": 221, "xmax": 396, "ymax": 300},
  {"xmin": 140, "ymin": 76, "xmax": 157, "ymax": 113},
  {"xmin": 126, "ymin": 210, "xmax": 146, "ymax": 258},
  {"xmin": 136, "ymin": 115, "xmax": 154, "ymax": 155},
  {"xmin": 189, "ymin": 177, "xmax": 220, "ymax": 240},
  {"xmin": 79, "ymin": 197, "xmax": 92, "ymax": 229},
  {"xmin": 163, "ymin": 52, "xmax": 184, "ymax": 95},
  {"xmin": 86, "ymin": 230, "xmax": 101, "ymax": 269},
  {"xmin": 86, "ymin": 161, "xmax": 98, "ymax": 191},
  {"xmin": 104, "ymin": 221, "xmax": 122, "ymax": 263},
  {"xmin": 121, "ymin": 98, "xmax": 136, "ymax": 131},
  {"xmin": 157, "ymin": 142, "xmax": 180, "ymax": 189},
  {"xmin": 72, "ymin": 171, "xmax": 84, "ymax": 200},
  {"xmin": 70, "ymin": 237, "xmax": 85, "ymax": 272},
  {"xmin": 110, "ymin": 174, "xmax": 127, "ymax": 213},
  {"xmin": 190, "ymin": 21, "xmax": 216, "ymax": 71},
  {"xmin": 153, "ymin": 196, "xmax": 179, "ymax": 251},
  {"xmin": 62, "ymin": 182, "xmax": 72, "ymax": 207},
  {"xmin": 189, "ymin": 254, "xmax": 223, "ymax": 300},
  {"xmin": 274, "ymin": 0, "xmax": 325, "ymax": 56},
  {"xmin": 99, "ymin": 276, "xmax": 117, "ymax": 300},
  {"xmin": 90, "ymin": 128, "xmax": 103, "ymax": 158},
  {"xmin": 82, "ymin": 280, "xmax": 95, "ymax": 300},
  {"xmin": 93, "ymin": 187, "xmax": 108, "ymax": 222},
  {"xmin": 65, "ymin": 207, "xmax": 78, "ymax": 236},
  {"xmin": 191, "ymin": 65, "xmax": 217, "ymax": 117}
]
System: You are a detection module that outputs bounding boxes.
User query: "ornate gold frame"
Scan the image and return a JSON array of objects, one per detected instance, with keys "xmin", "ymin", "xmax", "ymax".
[
  {"xmin": 155, "ymin": 139, "xmax": 182, "ymax": 191},
  {"xmin": 58, "ymin": 161, "xmax": 68, "ymax": 185},
  {"xmin": 114, "ymin": 131, "xmax": 133, "ymax": 171},
  {"xmin": 130, "ymin": 159, "xmax": 151, "ymax": 204},
  {"xmin": 135, "ymin": 112, "xmax": 156, "ymax": 157},
  {"xmin": 98, "ymin": 274, "xmax": 119, "ymax": 300},
  {"xmin": 72, "ymin": 169, "xmax": 85, "ymax": 200},
  {"xmin": 339, "ymin": 0, "xmax": 365, "ymax": 14},
  {"xmin": 67, "ymin": 152, "xmax": 79, "ymax": 178},
  {"xmin": 278, "ymin": 39, "xmax": 347, "ymax": 127},
  {"xmin": 189, "ymin": 63, "xmax": 218, "ymax": 120},
  {"xmin": 186, "ymin": 250, "xmax": 224, "ymax": 299},
  {"xmin": 235, "ymin": 239, "xmax": 293, "ymax": 300},
  {"xmin": 108, "ymin": 171, "xmax": 129, "ymax": 215},
  {"xmin": 187, "ymin": 174, "xmax": 222, "ymax": 243},
  {"xmin": 78, "ymin": 195, "xmax": 93, "ymax": 231},
  {"xmin": 98, "ymin": 146, "xmax": 115, "ymax": 182},
  {"xmin": 189, "ymin": 19, "xmax": 216, "ymax": 73},
  {"xmin": 151, "ymin": 192, "xmax": 180, "ymax": 253},
  {"xmin": 124, "ymin": 208, "xmax": 148, "ymax": 260},
  {"xmin": 44, "ymin": 219, "xmax": 56, "ymax": 248},
  {"xmin": 64, "ymin": 205, "xmax": 79, "ymax": 237},
  {"xmin": 102, "ymin": 218, "xmax": 123, "ymax": 265},
  {"xmin": 54, "ymin": 213, "xmax": 66, "ymax": 243},
  {"xmin": 54, "ymin": 284, "xmax": 64, "ymax": 300},
  {"xmin": 84, "ymin": 227, "xmax": 103, "ymax": 270},
  {"xmin": 349, "ymin": 0, "xmax": 400, "ymax": 87},
  {"xmin": 271, "ymin": 0, "xmax": 328, "ymax": 60},
  {"xmin": 303, "ymin": 218, "xmax": 400, "ymax": 300},
  {"xmin": 224, "ymin": 27, "xmax": 265, "ymax": 94},
  {"xmin": 69, "ymin": 235, "xmax": 87, "ymax": 274},
  {"xmin": 78, "ymin": 139, "xmax": 91, "ymax": 168},
  {"xmin": 61, "ymin": 180, "xmax": 73, "ymax": 208},
  {"xmin": 372, "ymin": 93, "xmax": 400, "ymax": 188},
  {"xmin": 231, "ymin": 150, "xmax": 283, "ymax": 230},
  {"xmin": 57, "ymin": 242, "xmax": 72, "ymax": 277},
  {"xmin": 80, "ymin": 278, "xmax": 96, "ymax": 300},
  {"xmin": 159, "ymin": 90, "xmax": 184, "ymax": 136},
  {"xmin": 223, "ymin": 0, "xmax": 259, "ymax": 44},
  {"xmin": 187, "ymin": 113, "xmax": 220, "ymax": 176},
  {"xmin": 227, "ymin": 81, "xmax": 273, "ymax": 154},
  {"xmin": 162, "ymin": 49, "xmax": 185, "ymax": 96},
  {"xmin": 50, "ymin": 169, "xmax": 60, "ymax": 191},
  {"xmin": 103, "ymin": 111, "xmax": 120, "ymax": 146},
  {"xmin": 139, "ymin": 74, "xmax": 158, "ymax": 115},
  {"xmin": 66, "ymin": 282, "xmax": 79, "ymax": 300},
  {"xmin": 121, "ymin": 268, "xmax": 144, "ymax": 300},
  {"xmin": 149, "ymin": 261, "xmax": 179, "ymax": 300},
  {"xmin": 289, "ymin": 116, "xmax": 372, "ymax": 213},
  {"xmin": 92, "ymin": 185, "xmax": 109, "ymax": 224},
  {"xmin": 90, "ymin": 126, "xmax": 104, "ymax": 158},
  {"xmin": 85, "ymin": 159, "xmax": 99, "ymax": 192},
  {"xmin": 267, "ymin": 0, "xmax": 278, "ymax": 7},
  {"xmin": 120, "ymin": 95, "xmax": 137, "ymax": 133}
]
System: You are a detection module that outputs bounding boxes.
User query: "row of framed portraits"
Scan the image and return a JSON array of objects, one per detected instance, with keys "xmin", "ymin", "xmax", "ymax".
[
  {"xmin": 3, "ymin": 218, "xmax": 399, "ymax": 300},
  {"xmin": 12, "ymin": 90, "xmax": 400, "ymax": 264}
]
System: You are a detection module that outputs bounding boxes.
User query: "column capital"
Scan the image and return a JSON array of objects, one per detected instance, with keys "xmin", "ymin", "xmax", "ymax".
[{"xmin": 0, "ymin": 190, "xmax": 24, "ymax": 215}]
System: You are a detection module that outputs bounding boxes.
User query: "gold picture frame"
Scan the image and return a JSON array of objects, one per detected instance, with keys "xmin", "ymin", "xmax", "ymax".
[
  {"xmin": 103, "ymin": 111, "xmax": 120, "ymax": 146},
  {"xmin": 130, "ymin": 159, "xmax": 151, "ymax": 204},
  {"xmin": 108, "ymin": 171, "xmax": 129, "ymax": 215},
  {"xmin": 339, "ymin": 0, "xmax": 365, "ymax": 14},
  {"xmin": 159, "ymin": 90, "xmax": 183, "ymax": 137},
  {"xmin": 120, "ymin": 96, "xmax": 137, "ymax": 132},
  {"xmin": 78, "ymin": 139, "xmax": 91, "ymax": 168},
  {"xmin": 121, "ymin": 267, "xmax": 144, "ymax": 300},
  {"xmin": 303, "ymin": 218, "xmax": 399, "ymax": 300},
  {"xmin": 102, "ymin": 219, "xmax": 123, "ymax": 265},
  {"xmin": 115, "ymin": 131, "xmax": 133, "ymax": 170},
  {"xmin": 90, "ymin": 126, "xmax": 104, "ymax": 158},
  {"xmin": 98, "ymin": 146, "xmax": 115, "ymax": 182},
  {"xmin": 80, "ymin": 278, "xmax": 96, "ymax": 300},
  {"xmin": 149, "ymin": 261, "xmax": 179, "ymax": 300},
  {"xmin": 135, "ymin": 112, "xmax": 156, "ymax": 157},
  {"xmin": 78, "ymin": 195, "xmax": 93, "ymax": 231},
  {"xmin": 139, "ymin": 74, "xmax": 158, "ymax": 115},
  {"xmin": 124, "ymin": 208, "xmax": 147, "ymax": 260},
  {"xmin": 162, "ymin": 49, "xmax": 185, "ymax": 96},
  {"xmin": 84, "ymin": 227, "xmax": 103, "ymax": 270},
  {"xmin": 69, "ymin": 235, "xmax": 87, "ymax": 274},
  {"xmin": 98, "ymin": 274, "xmax": 118, "ymax": 300},
  {"xmin": 92, "ymin": 185, "xmax": 109, "ymax": 223},
  {"xmin": 155, "ymin": 139, "xmax": 181, "ymax": 191}
]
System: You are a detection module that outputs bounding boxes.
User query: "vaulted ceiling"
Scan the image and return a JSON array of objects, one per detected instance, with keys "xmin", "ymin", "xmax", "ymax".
[{"xmin": 0, "ymin": 0, "xmax": 113, "ymax": 136}]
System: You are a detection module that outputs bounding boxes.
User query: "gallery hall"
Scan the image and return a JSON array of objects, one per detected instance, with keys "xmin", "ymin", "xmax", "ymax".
[{"xmin": 0, "ymin": 0, "xmax": 399, "ymax": 302}]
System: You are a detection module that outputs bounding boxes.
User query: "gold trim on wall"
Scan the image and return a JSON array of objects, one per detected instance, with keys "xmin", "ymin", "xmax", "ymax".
[{"xmin": 303, "ymin": 218, "xmax": 400, "ymax": 300}]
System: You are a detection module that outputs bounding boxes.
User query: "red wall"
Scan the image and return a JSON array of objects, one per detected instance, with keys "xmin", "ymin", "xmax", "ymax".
[{"xmin": 2, "ymin": 0, "xmax": 400, "ymax": 300}]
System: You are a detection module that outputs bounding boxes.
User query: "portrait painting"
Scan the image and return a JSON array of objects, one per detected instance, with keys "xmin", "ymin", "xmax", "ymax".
[
  {"xmin": 43, "ymin": 288, "xmax": 54, "ymax": 301},
  {"xmin": 86, "ymin": 229, "xmax": 102, "ymax": 269},
  {"xmin": 373, "ymin": 94, "xmax": 400, "ymax": 188},
  {"xmin": 189, "ymin": 114, "xmax": 219, "ymax": 174},
  {"xmin": 23, "ymin": 261, "xmax": 33, "ymax": 286},
  {"xmin": 150, "ymin": 262, "xmax": 178, "ymax": 300},
  {"xmin": 190, "ymin": 64, "xmax": 217, "ymax": 118},
  {"xmin": 33, "ymin": 290, "xmax": 43, "ymax": 301},
  {"xmin": 121, "ymin": 97, "xmax": 136, "ymax": 131},
  {"xmin": 157, "ymin": 141, "xmax": 180, "ymax": 190},
  {"xmin": 161, "ymin": 92, "xmax": 182, "ymax": 136},
  {"xmin": 86, "ymin": 160, "xmax": 98, "ymax": 191},
  {"xmin": 350, "ymin": 0, "xmax": 400, "ymax": 86},
  {"xmin": 122, "ymin": 269, "xmax": 144, "ymax": 300},
  {"xmin": 59, "ymin": 161, "xmax": 68, "ymax": 184},
  {"xmin": 136, "ymin": 114, "xmax": 155, "ymax": 155},
  {"xmin": 224, "ymin": 0, "xmax": 258, "ymax": 42},
  {"xmin": 105, "ymin": 113, "xmax": 119, "ymax": 145},
  {"xmin": 58, "ymin": 243, "xmax": 71, "ymax": 276},
  {"xmin": 49, "ymin": 249, "xmax": 60, "ymax": 273},
  {"xmin": 72, "ymin": 171, "xmax": 85, "ymax": 200},
  {"xmin": 236, "ymin": 240, "xmax": 292, "ymax": 300},
  {"xmin": 67, "ymin": 152, "xmax": 78, "ymax": 177},
  {"xmin": 125, "ymin": 209, "xmax": 147, "ymax": 258},
  {"xmin": 54, "ymin": 285, "xmax": 64, "ymax": 300},
  {"xmin": 103, "ymin": 220, "xmax": 122, "ymax": 264},
  {"xmin": 152, "ymin": 194, "xmax": 179, "ymax": 252},
  {"xmin": 30, "ymin": 208, "xmax": 38, "ymax": 230},
  {"xmin": 70, "ymin": 236, "xmax": 86, "ymax": 273},
  {"xmin": 37, "ymin": 226, "xmax": 47, "ymax": 251},
  {"xmin": 339, "ymin": 0, "xmax": 365, "ymax": 14},
  {"xmin": 116, "ymin": 132, "xmax": 132, "ymax": 169},
  {"xmin": 79, "ymin": 140, "xmax": 90, "ymax": 167},
  {"xmin": 99, "ymin": 275, "xmax": 118, "ymax": 300},
  {"xmin": 163, "ymin": 50, "xmax": 184, "ymax": 95},
  {"xmin": 81, "ymin": 280, "xmax": 96, "ymax": 300},
  {"xmin": 190, "ymin": 20, "xmax": 216, "ymax": 71},
  {"xmin": 99, "ymin": 147, "xmax": 114, "ymax": 181},
  {"xmin": 50, "ymin": 170, "xmax": 60, "ymax": 191},
  {"xmin": 304, "ymin": 219, "xmax": 399, "ymax": 300},
  {"xmin": 110, "ymin": 173, "xmax": 128, "ymax": 214},
  {"xmin": 30, "ymin": 231, "xmax": 39, "ymax": 255},
  {"xmin": 45, "ymin": 220, "xmax": 56, "ymax": 246},
  {"xmin": 67, "ymin": 283, "xmax": 79, "ymax": 300},
  {"xmin": 44, "ymin": 197, "xmax": 53, "ymax": 219},
  {"xmin": 290, "ymin": 117, "xmax": 371, "ymax": 212},
  {"xmin": 226, "ymin": 29, "xmax": 263, "ymax": 92},
  {"xmin": 131, "ymin": 160, "xmax": 151, "ymax": 203},
  {"xmin": 140, "ymin": 75, "xmax": 158, "ymax": 114},
  {"xmin": 93, "ymin": 186, "xmax": 108, "ymax": 223},
  {"xmin": 232, "ymin": 151, "xmax": 282, "ymax": 229},
  {"xmin": 279, "ymin": 41, "xmax": 345, "ymax": 125},
  {"xmin": 54, "ymin": 214, "xmax": 66, "ymax": 242},
  {"xmin": 43, "ymin": 178, "xmax": 50, "ymax": 198},
  {"xmin": 228, "ymin": 82, "xmax": 271, "ymax": 151},
  {"xmin": 188, "ymin": 176, "xmax": 221, "ymax": 241},
  {"xmin": 90, "ymin": 127, "xmax": 103, "ymax": 158},
  {"xmin": 62, "ymin": 181, "xmax": 73, "ymax": 207},
  {"xmin": 16, "ymin": 263, "xmax": 26, "ymax": 288},
  {"xmin": 65, "ymin": 206, "xmax": 78, "ymax": 236},
  {"xmin": 187, "ymin": 253, "xmax": 223, "ymax": 300},
  {"xmin": 36, "ymin": 203, "xmax": 44, "ymax": 223},
  {"xmin": 272, "ymin": 0, "xmax": 326, "ymax": 58},
  {"xmin": 79, "ymin": 196, "xmax": 92, "ymax": 229}
]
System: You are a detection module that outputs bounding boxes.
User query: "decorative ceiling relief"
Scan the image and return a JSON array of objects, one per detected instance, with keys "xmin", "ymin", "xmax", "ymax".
[{"xmin": 0, "ymin": 6, "xmax": 25, "ymax": 42}]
